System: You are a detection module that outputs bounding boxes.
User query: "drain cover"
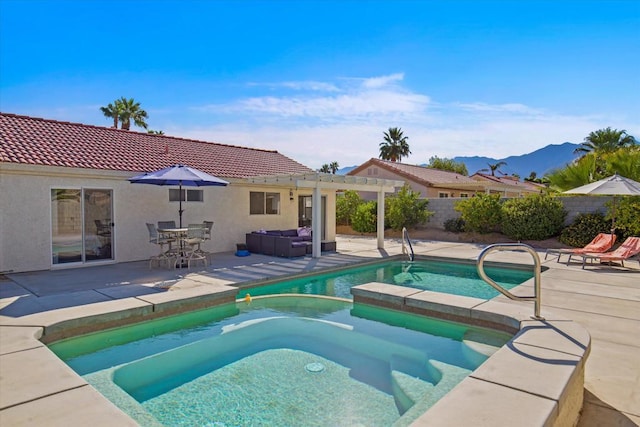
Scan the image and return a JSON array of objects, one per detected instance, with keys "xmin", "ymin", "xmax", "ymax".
[{"xmin": 305, "ymin": 362, "xmax": 325, "ymax": 373}]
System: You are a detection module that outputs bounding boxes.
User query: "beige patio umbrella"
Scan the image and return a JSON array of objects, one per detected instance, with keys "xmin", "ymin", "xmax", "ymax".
[{"xmin": 563, "ymin": 173, "xmax": 640, "ymax": 233}]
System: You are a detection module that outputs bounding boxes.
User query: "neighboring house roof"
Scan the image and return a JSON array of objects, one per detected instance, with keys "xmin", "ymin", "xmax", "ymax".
[
  {"xmin": 0, "ymin": 113, "xmax": 313, "ymax": 178},
  {"xmin": 470, "ymin": 172, "xmax": 544, "ymax": 192},
  {"xmin": 348, "ymin": 158, "xmax": 479, "ymax": 187}
]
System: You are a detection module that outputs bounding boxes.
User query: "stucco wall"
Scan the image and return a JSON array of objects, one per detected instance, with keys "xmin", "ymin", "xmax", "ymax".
[
  {"xmin": 0, "ymin": 164, "xmax": 336, "ymax": 273},
  {"xmin": 425, "ymin": 196, "xmax": 614, "ymax": 229}
]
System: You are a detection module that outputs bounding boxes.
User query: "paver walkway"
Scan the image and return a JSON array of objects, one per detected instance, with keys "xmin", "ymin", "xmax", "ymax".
[{"xmin": 1, "ymin": 235, "xmax": 638, "ymax": 426}]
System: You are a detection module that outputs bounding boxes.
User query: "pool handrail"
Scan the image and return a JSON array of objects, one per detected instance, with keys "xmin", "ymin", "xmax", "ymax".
[
  {"xmin": 401, "ymin": 227, "xmax": 415, "ymax": 261},
  {"xmin": 477, "ymin": 243, "xmax": 544, "ymax": 320}
]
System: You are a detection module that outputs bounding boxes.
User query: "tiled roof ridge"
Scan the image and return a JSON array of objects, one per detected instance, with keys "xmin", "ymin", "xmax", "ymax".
[
  {"xmin": 0, "ymin": 111, "xmax": 279, "ymax": 154},
  {"xmin": 375, "ymin": 158, "xmax": 465, "ymax": 176},
  {"xmin": 372, "ymin": 158, "xmax": 472, "ymax": 181}
]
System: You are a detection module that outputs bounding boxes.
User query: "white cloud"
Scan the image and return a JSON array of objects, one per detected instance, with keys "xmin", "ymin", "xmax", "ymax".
[
  {"xmin": 361, "ymin": 73, "xmax": 405, "ymax": 89},
  {"xmin": 168, "ymin": 74, "xmax": 639, "ymax": 170},
  {"xmin": 247, "ymin": 80, "xmax": 340, "ymax": 92}
]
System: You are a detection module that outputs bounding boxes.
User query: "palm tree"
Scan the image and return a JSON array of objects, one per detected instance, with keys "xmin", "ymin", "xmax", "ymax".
[
  {"xmin": 574, "ymin": 127, "xmax": 637, "ymax": 156},
  {"xmin": 148, "ymin": 130, "xmax": 165, "ymax": 135},
  {"xmin": 100, "ymin": 102, "xmax": 122, "ymax": 128},
  {"xmin": 117, "ymin": 97, "xmax": 148, "ymax": 130},
  {"xmin": 318, "ymin": 164, "xmax": 330, "ymax": 173},
  {"xmin": 329, "ymin": 161, "xmax": 340, "ymax": 174},
  {"xmin": 100, "ymin": 97, "xmax": 149, "ymax": 130},
  {"xmin": 379, "ymin": 127, "xmax": 410, "ymax": 162},
  {"xmin": 481, "ymin": 161, "xmax": 507, "ymax": 176}
]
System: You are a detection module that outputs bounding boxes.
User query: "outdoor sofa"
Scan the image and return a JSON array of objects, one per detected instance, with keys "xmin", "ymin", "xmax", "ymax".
[{"xmin": 246, "ymin": 228, "xmax": 313, "ymax": 257}]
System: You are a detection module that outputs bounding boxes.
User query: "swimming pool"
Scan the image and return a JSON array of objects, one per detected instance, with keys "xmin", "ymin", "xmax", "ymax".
[
  {"xmin": 50, "ymin": 296, "xmax": 511, "ymax": 426},
  {"xmin": 239, "ymin": 259, "xmax": 533, "ymax": 300}
]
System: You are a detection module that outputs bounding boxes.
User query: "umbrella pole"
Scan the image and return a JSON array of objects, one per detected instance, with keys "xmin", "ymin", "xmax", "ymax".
[
  {"xmin": 179, "ymin": 181, "xmax": 184, "ymax": 228},
  {"xmin": 611, "ymin": 196, "xmax": 616, "ymax": 234}
]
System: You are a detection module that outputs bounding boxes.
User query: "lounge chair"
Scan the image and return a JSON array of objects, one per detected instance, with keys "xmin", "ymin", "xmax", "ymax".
[
  {"xmin": 579, "ymin": 236, "xmax": 640, "ymax": 269},
  {"xmin": 545, "ymin": 233, "xmax": 616, "ymax": 264}
]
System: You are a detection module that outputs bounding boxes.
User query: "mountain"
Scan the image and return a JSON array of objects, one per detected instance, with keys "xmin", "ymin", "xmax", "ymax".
[
  {"xmin": 336, "ymin": 165, "xmax": 357, "ymax": 175},
  {"xmin": 336, "ymin": 142, "xmax": 581, "ymax": 178},
  {"xmin": 453, "ymin": 142, "xmax": 581, "ymax": 178}
]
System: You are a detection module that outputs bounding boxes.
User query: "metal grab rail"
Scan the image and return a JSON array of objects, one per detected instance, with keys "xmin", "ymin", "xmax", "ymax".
[
  {"xmin": 402, "ymin": 227, "xmax": 415, "ymax": 261},
  {"xmin": 477, "ymin": 243, "xmax": 544, "ymax": 320}
]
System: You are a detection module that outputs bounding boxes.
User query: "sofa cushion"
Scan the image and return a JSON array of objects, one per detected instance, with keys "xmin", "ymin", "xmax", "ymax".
[
  {"xmin": 282, "ymin": 229, "xmax": 298, "ymax": 237},
  {"xmin": 266, "ymin": 230, "xmax": 282, "ymax": 236},
  {"xmin": 297, "ymin": 227, "xmax": 311, "ymax": 238}
]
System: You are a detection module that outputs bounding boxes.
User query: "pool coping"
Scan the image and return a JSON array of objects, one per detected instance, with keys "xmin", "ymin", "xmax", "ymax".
[
  {"xmin": 0, "ymin": 259, "xmax": 589, "ymax": 426},
  {"xmin": 351, "ymin": 282, "xmax": 590, "ymax": 427}
]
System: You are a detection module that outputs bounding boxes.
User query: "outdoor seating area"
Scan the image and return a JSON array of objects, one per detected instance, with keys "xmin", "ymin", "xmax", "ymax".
[
  {"xmin": 578, "ymin": 236, "xmax": 640, "ymax": 269},
  {"xmin": 147, "ymin": 221, "xmax": 215, "ymax": 269},
  {"xmin": 544, "ymin": 232, "xmax": 617, "ymax": 264},
  {"xmin": 246, "ymin": 227, "xmax": 321, "ymax": 257}
]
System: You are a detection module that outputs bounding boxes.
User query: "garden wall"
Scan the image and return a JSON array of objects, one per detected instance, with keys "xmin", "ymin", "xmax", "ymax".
[{"xmin": 426, "ymin": 196, "xmax": 613, "ymax": 229}]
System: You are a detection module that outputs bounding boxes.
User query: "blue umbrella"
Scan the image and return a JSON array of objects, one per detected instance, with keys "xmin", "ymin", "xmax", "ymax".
[{"xmin": 129, "ymin": 164, "xmax": 229, "ymax": 227}]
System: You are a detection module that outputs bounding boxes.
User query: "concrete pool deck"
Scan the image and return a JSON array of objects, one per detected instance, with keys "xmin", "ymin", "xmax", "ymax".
[{"xmin": 0, "ymin": 235, "xmax": 638, "ymax": 426}]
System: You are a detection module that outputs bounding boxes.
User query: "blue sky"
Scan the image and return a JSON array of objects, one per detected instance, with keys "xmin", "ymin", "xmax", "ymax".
[{"xmin": 1, "ymin": 0, "xmax": 639, "ymax": 170}]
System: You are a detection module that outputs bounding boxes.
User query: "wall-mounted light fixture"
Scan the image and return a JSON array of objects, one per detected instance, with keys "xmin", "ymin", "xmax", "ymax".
[{"xmin": 289, "ymin": 189, "xmax": 294, "ymax": 201}]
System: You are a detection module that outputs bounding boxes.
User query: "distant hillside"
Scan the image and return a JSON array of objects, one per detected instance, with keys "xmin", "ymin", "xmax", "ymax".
[
  {"xmin": 336, "ymin": 142, "xmax": 580, "ymax": 178},
  {"xmin": 336, "ymin": 165, "xmax": 357, "ymax": 175},
  {"xmin": 453, "ymin": 142, "xmax": 581, "ymax": 178}
]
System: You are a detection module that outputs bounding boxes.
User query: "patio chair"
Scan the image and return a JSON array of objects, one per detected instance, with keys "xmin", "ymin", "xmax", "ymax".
[
  {"xmin": 545, "ymin": 233, "xmax": 617, "ymax": 264},
  {"xmin": 203, "ymin": 221, "xmax": 214, "ymax": 240},
  {"xmin": 579, "ymin": 236, "xmax": 640, "ymax": 269},
  {"xmin": 94, "ymin": 219, "xmax": 111, "ymax": 237},
  {"xmin": 157, "ymin": 220, "xmax": 177, "ymax": 230},
  {"xmin": 146, "ymin": 223, "xmax": 176, "ymax": 269},
  {"xmin": 183, "ymin": 224, "xmax": 208, "ymax": 268}
]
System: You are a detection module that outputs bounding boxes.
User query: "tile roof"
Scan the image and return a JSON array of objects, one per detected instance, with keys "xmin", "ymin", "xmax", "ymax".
[
  {"xmin": 348, "ymin": 158, "xmax": 478, "ymax": 186},
  {"xmin": 0, "ymin": 113, "xmax": 313, "ymax": 178},
  {"xmin": 471, "ymin": 172, "xmax": 544, "ymax": 192}
]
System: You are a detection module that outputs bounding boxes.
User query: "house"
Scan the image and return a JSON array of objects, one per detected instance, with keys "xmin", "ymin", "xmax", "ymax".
[
  {"xmin": 348, "ymin": 158, "xmax": 485, "ymax": 198},
  {"xmin": 348, "ymin": 158, "xmax": 543, "ymax": 199},
  {"xmin": 0, "ymin": 113, "xmax": 402, "ymax": 273},
  {"xmin": 470, "ymin": 172, "xmax": 545, "ymax": 197}
]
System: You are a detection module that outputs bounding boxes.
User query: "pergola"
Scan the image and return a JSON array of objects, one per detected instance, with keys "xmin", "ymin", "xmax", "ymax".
[{"xmin": 248, "ymin": 173, "xmax": 405, "ymax": 258}]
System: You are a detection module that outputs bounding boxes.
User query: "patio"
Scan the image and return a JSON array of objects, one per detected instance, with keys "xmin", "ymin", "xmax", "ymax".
[{"xmin": 0, "ymin": 235, "xmax": 638, "ymax": 426}]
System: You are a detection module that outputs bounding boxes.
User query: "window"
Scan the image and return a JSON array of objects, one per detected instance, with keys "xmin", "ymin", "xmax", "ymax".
[
  {"xmin": 367, "ymin": 167, "xmax": 378, "ymax": 176},
  {"xmin": 169, "ymin": 189, "xmax": 204, "ymax": 202},
  {"xmin": 250, "ymin": 191, "xmax": 280, "ymax": 215},
  {"xmin": 438, "ymin": 192, "xmax": 450, "ymax": 198},
  {"xmin": 460, "ymin": 193, "xmax": 469, "ymax": 198}
]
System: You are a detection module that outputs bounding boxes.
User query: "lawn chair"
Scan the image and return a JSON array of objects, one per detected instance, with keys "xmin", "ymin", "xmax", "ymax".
[
  {"xmin": 579, "ymin": 236, "xmax": 640, "ymax": 269},
  {"xmin": 545, "ymin": 233, "xmax": 616, "ymax": 264}
]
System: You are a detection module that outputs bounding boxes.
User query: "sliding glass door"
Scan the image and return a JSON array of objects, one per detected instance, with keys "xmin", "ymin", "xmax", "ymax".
[{"xmin": 51, "ymin": 188, "xmax": 113, "ymax": 265}]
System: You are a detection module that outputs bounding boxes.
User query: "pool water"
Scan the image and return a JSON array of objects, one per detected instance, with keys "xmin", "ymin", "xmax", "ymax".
[
  {"xmin": 50, "ymin": 296, "xmax": 511, "ymax": 427},
  {"xmin": 239, "ymin": 259, "xmax": 533, "ymax": 300}
]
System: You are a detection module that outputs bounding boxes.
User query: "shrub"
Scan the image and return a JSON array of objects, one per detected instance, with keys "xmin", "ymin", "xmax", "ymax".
[
  {"xmin": 454, "ymin": 193, "xmax": 503, "ymax": 233},
  {"xmin": 385, "ymin": 185, "xmax": 433, "ymax": 231},
  {"xmin": 351, "ymin": 201, "xmax": 378, "ymax": 233},
  {"xmin": 608, "ymin": 196, "xmax": 640, "ymax": 240},
  {"xmin": 502, "ymin": 194, "xmax": 566, "ymax": 240},
  {"xmin": 336, "ymin": 190, "xmax": 362, "ymax": 226},
  {"xmin": 444, "ymin": 217, "xmax": 466, "ymax": 233},
  {"xmin": 559, "ymin": 213, "xmax": 611, "ymax": 247}
]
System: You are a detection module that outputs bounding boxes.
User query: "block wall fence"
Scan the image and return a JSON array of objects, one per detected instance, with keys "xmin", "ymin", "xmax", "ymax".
[{"xmin": 425, "ymin": 196, "xmax": 614, "ymax": 229}]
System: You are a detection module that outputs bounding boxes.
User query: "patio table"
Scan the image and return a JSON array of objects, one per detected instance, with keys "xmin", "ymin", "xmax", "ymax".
[{"xmin": 158, "ymin": 228, "xmax": 188, "ymax": 267}]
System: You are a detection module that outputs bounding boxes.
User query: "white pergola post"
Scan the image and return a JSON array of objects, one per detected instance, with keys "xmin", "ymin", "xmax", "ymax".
[
  {"xmin": 377, "ymin": 190, "xmax": 385, "ymax": 249},
  {"xmin": 312, "ymin": 186, "xmax": 322, "ymax": 258}
]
